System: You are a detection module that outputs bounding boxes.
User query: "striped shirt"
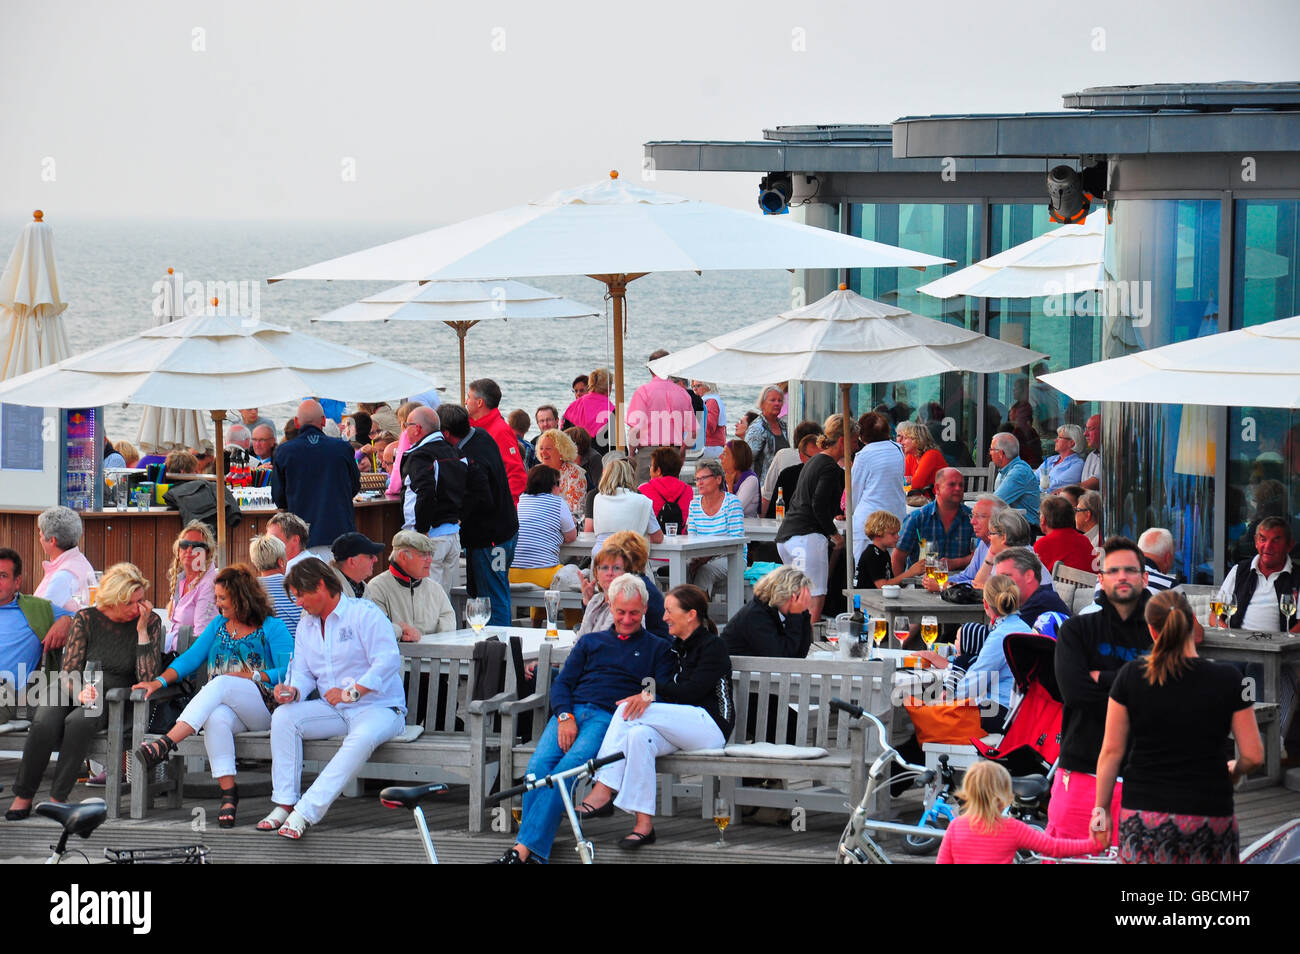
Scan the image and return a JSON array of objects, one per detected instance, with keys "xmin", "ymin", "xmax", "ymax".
[
  {"xmin": 687, "ymin": 492, "xmax": 747, "ymax": 560},
  {"xmin": 259, "ymin": 573, "xmax": 302, "ymax": 632},
  {"xmin": 514, "ymin": 492, "xmax": 576, "ymax": 569}
]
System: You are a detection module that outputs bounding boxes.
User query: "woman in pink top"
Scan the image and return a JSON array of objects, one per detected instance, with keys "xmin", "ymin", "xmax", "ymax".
[
  {"xmin": 34, "ymin": 506, "xmax": 95, "ymax": 610},
  {"xmin": 563, "ymin": 367, "xmax": 615, "ymax": 451},
  {"xmin": 937, "ymin": 761, "xmax": 1097, "ymax": 864},
  {"xmin": 691, "ymin": 381, "xmax": 727, "ymax": 458},
  {"xmin": 164, "ymin": 520, "xmax": 219, "ymax": 655},
  {"xmin": 385, "ymin": 401, "xmax": 424, "ymax": 498}
]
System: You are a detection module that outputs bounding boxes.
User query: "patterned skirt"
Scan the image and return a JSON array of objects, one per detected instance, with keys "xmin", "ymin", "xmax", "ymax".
[{"xmin": 1117, "ymin": 809, "xmax": 1239, "ymax": 864}]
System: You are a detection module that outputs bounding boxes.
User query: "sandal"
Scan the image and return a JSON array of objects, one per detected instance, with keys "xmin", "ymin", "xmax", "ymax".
[
  {"xmin": 218, "ymin": 784, "xmax": 239, "ymax": 829},
  {"xmin": 618, "ymin": 828, "xmax": 656, "ymax": 850},
  {"xmin": 256, "ymin": 806, "xmax": 291, "ymax": 832},
  {"xmin": 135, "ymin": 735, "xmax": 176, "ymax": 771},
  {"xmin": 278, "ymin": 809, "xmax": 309, "ymax": 840},
  {"xmin": 577, "ymin": 799, "xmax": 614, "ymax": 820}
]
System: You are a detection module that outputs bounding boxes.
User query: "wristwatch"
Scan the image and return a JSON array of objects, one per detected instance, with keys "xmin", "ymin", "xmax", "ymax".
[
  {"xmin": 342, "ymin": 686, "xmax": 361, "ymax": 704},
  {"xmin": 557, "ymin": 712, "xmax": 573, "ymax": 723}
]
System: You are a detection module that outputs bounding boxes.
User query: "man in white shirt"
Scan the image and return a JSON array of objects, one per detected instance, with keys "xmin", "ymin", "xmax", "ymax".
[
  {"xmin": 1213, "ymin": 517, "xmax": 1296, "ymax": 632},
  {"xmin": 260, "ymin": 558, "xmax": 406, "ymax": 840}
]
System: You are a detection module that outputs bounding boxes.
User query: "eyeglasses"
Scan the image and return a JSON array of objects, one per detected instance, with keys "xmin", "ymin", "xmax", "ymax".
[
  {"xmin": 595, "ymin": 564, "xmax": 624, "ymax": 574},
  {"xmin": 988, "ymin": 530, "xmax": 1005, "ymax": 538},
  {"xmin": 1102, "ymin": 566, "xmax": 1143, "ymax": 577},
  {"xmin": 1074, "ymin": 507, "xmax": 1090, "ymax": 514},
  {"xmin": 177, "ymin": 540, "xmax": 209, "ymax": 551}
]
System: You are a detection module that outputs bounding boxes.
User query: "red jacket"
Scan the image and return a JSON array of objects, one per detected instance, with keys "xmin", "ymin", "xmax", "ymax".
[
  {"xmin": 470, "ymin": 407, "xmax": 526, "ymax": 503},
  {"xmin": 639, "ymin": 476, "xmax": 693, "ymax": 530},
  {"xmin": 1034, "ymin": 527, "xmax": 1099, "ymax": 575}
]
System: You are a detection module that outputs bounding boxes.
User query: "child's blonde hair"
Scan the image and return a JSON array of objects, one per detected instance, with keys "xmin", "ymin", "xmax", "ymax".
[
  {"xmin": 864, "ymin": 509, "xmax": 901, "ymax": 538},
  {"xmin": 956, "ymin": 760, "xmax": 1013, "ymax": 834}
]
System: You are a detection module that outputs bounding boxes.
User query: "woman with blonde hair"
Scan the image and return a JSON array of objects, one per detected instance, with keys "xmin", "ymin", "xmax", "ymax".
[
  {"xmin": 536, "ymin": 427, "xmax": 588, "ymax": 523},
  {"xmin": 897, "ymin": 420, "xmax": 945, "ymax": 500},
  {"xmin": 6, "ymin": 563, "xmax": 161, "ymax": 820},
  {"xmin": 721, "ymin": 565, "xmax": 813, "ymax": 658},
  {"xmin": 773, "ymin": 415, "xmax": 857, "ymax": 623},
  {"xmin": 576, "ymin": 531, "xmax": 668, "ymax": 639},
  {"xmin": 563, "ymin": 366, "xmax": 615, "ymax": 453},
  {"xmin": 585, "ymin": 458, "xmax": 662, "ymax": 553},
  {"xmin": 937, "ymin": 760, "xmax": 1096, "ymax": 863},
  {"xmin": 1093, "ymin": 590, "xmax": 1263, "ymax": 864},
  {"xmin": 163, "ymin": 519, "xmax": 219, "ymax": 656}
]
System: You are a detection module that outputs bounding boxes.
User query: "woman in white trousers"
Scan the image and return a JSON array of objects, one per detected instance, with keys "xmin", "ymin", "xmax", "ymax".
[{"xmin": 580, "ymin": 584, "xmax": 734, "ymax": 849}]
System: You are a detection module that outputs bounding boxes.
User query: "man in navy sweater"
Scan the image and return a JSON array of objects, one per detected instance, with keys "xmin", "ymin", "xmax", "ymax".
[
  {"xmin": 272, "ymin": 400, "xmax": 360, "ymax": 556},
  {"xmin": 495, "ymin": 574, "xmax": 672, "ymax": 864}
]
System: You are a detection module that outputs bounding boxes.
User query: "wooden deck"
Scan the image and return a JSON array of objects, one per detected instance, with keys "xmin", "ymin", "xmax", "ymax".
[{"xmin": 2, "ymin": 755, "xmax": 1297, "ymax": 864}]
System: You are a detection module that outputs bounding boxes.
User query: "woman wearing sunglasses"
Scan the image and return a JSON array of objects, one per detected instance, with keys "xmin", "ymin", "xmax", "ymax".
[{"xmin": 163, "ymin": 521, "xmax": 219, "ymax": 657}]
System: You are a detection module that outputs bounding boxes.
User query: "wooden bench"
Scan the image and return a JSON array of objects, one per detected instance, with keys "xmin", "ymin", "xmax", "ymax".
[
  {"xmin": 133, "ymin": 642, "xmax": 510, "ymax": 830},
  {"xmin": 498, "ymin": 645, "xmax": 895, "ymax": 824},
  {"xmin": 2, "ymin": 683, "xmax": 137, "ymax": 819}
]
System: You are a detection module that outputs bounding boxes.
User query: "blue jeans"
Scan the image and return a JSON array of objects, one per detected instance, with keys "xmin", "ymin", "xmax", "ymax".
[
  {"xmin": 517, "ymin": 704, "xmax": 612, "ymax": 862},
  {"xmin": 467, "ymin": 534, "xmax": 516, "ymax": 626}
]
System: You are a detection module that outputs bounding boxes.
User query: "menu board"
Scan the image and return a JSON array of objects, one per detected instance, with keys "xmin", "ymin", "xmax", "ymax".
[{"xmin": 0, "ymin": 404, "xmax": 46, "ymax": 471}]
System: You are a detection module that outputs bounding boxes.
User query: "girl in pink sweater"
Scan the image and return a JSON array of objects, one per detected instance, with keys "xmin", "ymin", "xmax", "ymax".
[{"xmin": 937, "ymin": 762, "xmax": 1098, "ymax": 864}]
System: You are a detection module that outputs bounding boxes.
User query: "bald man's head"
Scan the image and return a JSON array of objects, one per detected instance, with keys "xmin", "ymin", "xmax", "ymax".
[
  {"xmin": 296, "ymin": 400, "xmax": 325, "ymax": 429},
  {"xmin": 408, "ymin": 405, "xmax": 440, "ymax": 438}
]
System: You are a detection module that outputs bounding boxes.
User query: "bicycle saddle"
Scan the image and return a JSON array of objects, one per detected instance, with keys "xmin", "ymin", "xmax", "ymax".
[
  {"xmin": 379, "ymin": 783, "xmax": 449, "ymax": 809},
  {"xmin": 1011, "ymin": 775, "xmax": 1051, "ymax": 801},
  {"xmin": 36, "ymin": 801, "xmax": 107, "ymax": 838}
]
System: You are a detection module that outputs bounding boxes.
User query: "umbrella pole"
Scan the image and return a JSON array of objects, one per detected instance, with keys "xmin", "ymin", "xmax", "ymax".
[
  {"xmin": 610, "ymin": 277, "xmax": 626, "ymax": 451},
  {"xmin": 445, "ymin": 321, "xmax": 478, "ymax": 405},
  {"xmin": 210, "ymin": 411, "xmax": 227, "ymax": 568},
  {"xmin": 840, "ymin": 383, "xmax": 855, "ymax": 604}
]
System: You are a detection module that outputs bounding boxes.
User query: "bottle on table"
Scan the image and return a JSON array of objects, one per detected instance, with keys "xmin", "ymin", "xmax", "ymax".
[{"xmin": 774, "ymin": 488, "xmax": 785, "ymax": 520}]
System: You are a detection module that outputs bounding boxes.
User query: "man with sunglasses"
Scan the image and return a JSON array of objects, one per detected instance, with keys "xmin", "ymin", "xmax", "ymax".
[{"xmin": 1050, "ymin": 536, "xmax": 1155, "ymax": 841}]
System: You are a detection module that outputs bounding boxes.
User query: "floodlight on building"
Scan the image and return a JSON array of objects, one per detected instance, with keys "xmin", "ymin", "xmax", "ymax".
[
  {"xmin": 758, "ymin": 173, "xmax": 792, "ymax": 215},
  {"xmin": 1047, "ymin": 165, "xmax": 1091, "ymax": 223}
]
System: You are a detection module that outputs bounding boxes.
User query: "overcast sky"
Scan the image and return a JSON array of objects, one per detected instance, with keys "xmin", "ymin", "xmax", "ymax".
[{"xmin": 4, "ymin": 0, "xmax": 1297, "ymax": 222}]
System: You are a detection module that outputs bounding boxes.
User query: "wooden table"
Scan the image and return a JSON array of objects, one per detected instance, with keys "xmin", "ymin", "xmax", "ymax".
[
  {"xmin": 845, "ymin": 587, "xmax": 989, "ymax": 627},
  {"xmin": 560, "ymin": 532, "xmax": 748, "ymax": 621}
]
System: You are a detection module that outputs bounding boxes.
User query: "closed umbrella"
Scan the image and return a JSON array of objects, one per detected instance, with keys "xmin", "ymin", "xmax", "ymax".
[
  {"xmin": 0, "ymin": 313, "xmax": 439, "ymax": 562},
  {"xmin": 272, "ymin": 172, "xmax": 952, "ymax": 446},
  {"xmin": 312, "ymin": 279, "xmax": 600, "ymax": 402},
  {"xmin": 651, "ymin": 284, "xmax": 1047, "ymax": 597},
  {"xmin": 136, "ymin": 268, "xmax": 212, "ymax": 453},
  {"xmin": 0, "ymin": 210, "xmax": 71, "ymax": 380}
]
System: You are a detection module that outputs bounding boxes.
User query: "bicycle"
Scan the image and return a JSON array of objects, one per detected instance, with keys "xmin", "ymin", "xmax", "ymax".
[
  {"xmin": 379, "ymin": 782, "xmax": 450, "ymax": 864},
  {"xmin": 487, "ymin": 752, "xmax": 625, "ymax": 864},
  {"xmin": 32, "ymin": 799, "xmax": 208, "ymax": 864},
  {"xmin": 828, "ymin": 698, "xmax": 1109, "ymax": 864}
]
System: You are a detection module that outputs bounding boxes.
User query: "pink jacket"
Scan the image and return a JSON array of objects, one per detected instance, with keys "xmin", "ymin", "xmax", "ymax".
[
  {"xmin": 563, "ymin": 392, "xmax": 615, "ymax": 444},
  {"xmin": 35, "ymin": 547, "xmax": 96, "ymax": 610},
  {"xmin": 386, "ymin": 427, "xmax": 414, "ymax": 496}
]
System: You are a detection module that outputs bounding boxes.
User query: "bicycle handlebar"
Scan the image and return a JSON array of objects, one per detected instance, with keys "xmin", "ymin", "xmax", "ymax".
[{"xmin": 489, "ymin": 752, "xmax": 627, "ymax": 804}]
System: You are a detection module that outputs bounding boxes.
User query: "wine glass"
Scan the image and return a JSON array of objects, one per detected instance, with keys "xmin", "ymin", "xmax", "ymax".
[
  {"xmin": 893, "ymin": 615, "xmax": 910, "ymax": 649},
  {"xmin": 1224, "ymin": 601, "xmax": 1238, "ymax": 634},
  {"xmin": 712, "ymin": 796, "xmax": 732, "ymax": 847},
  {"xmin": 1281, "ymin": 592, "xmax": 1296, "ymax": 633},
  {"xmin": 465, "ymin": 598, "xmax": 490, "ymax": 634}
]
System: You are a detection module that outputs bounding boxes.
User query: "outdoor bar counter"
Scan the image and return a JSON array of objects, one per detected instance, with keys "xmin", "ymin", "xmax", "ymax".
[{"xmin": 0, "ymin": 496, "xmax": 404, "ymax": 606}]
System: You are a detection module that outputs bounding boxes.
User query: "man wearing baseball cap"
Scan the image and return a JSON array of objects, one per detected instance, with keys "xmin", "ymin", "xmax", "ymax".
[
  {"xmin": 329, "ymin": 532, "xmax": 384, "ymax": 598},
  {"xmin": 364, "ymin": 531, "xmax": 456, "ymax": 641}
]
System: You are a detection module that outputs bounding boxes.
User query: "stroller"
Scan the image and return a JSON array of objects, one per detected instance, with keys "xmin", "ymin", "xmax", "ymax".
[{"xmin": 970, "ymin": 633, "xmax": 1064, "ymax": 780}]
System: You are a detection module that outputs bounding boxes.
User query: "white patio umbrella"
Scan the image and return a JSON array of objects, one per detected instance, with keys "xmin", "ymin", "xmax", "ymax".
[
  {"xmin": 272, "ymin": 171, "xmax": 952, "ymax": 447},
  {"xmin": 0, "ymin": 313, "xmax": 439, "ymax": 562},
  {"xmin": 650, "ymin": 284, "xmax": 1047, "ymax": 597},
  {"xmin": 136, "ymin": 268, "xmax": 212, "ymax": 453},
  {"xmin": 312, "ymin": 279, "xmax": 600, "ymax": 403},
  {"xmin": 1038, "ymin": 314, "xmax": 1300, "ymax": 408},
  {"xmin": 0, "ymin": 210, "xmax": 71, "ymax": 380},
  {"xmin": 917, "ymin": 209, "xmax": 1109, "ymax": 300}
]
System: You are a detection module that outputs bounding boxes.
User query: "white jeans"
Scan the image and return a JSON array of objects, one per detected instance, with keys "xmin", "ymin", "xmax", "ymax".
[
  {"xmin": 270, "ymin": 700, "xmax": 405, "ymax": 824},
  {"xmin": 427, "ymin": 531, "xmax": 461, "ymax": 592},
  {"xmin": 593, "ymin": 702, "xmax": 725, "ymax": 816},
  {"xmin": 778, "ymin": 533, "xmax": 829, "ymax": 596},
  {"xmin": 176, "ymin": 675, "xmax": 272, "ymax": 778},
  {"xmin": 689, "ymin": 556, "xmax": 729, "ymax": 596}
]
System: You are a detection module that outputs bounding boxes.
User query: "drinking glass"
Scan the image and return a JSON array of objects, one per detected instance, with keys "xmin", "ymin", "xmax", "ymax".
[
  {"xmin": 1224, "ymin": 601, "xmax": 1238, "ymax": 633},
  {"xmin": 712, "ymin": 796, "xmax": 732, "ymax": 847},
  {"xmin": 1280, "ymin": 593, "xmax": 1296, "ymax": 633},
  {"xmin": 665, "ymin": 523, "xmax": 679, "ymax": 536},
  {"xmin": 544, "ymin": 589, "xmax": 563, "ymax": 641},
  {"xmin": 872, "ymin": 617, "xmax": 889, "ymax": 648},
  {"xmin": 1209, "ymin": 599, "xmax": 1226, "ymax": 626},
  {"xmin": 935, "ymin": 558, "xmax": 949, "ymax": 590},
  {"xmin": 921, "ymin": 615, "xmax": 939, "ymax": 650},
  {"xmin": 924, "ymin": 556, "xmax": 937, "ymax": 582},
  {"xmin": 465, "ymin": 598, "xmax": 490, "ymax": 634},
  {"xmin": 893, "ymin": 615, "xmax": 910, "ymax": 649}
]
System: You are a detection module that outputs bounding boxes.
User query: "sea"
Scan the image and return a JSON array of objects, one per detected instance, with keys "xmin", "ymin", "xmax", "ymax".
[{"xmin": 2, "ymin": 213, "xmax": 794, "ymax": 445}]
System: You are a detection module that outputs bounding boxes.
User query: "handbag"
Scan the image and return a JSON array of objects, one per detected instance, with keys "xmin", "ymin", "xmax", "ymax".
[
  {"xmin": 940, "ymin": 583, "xmax": 984, "ymax": 605},
  {"xmin": 902, "ymin": 696, "xmax": 983, "ymax": 745}
]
